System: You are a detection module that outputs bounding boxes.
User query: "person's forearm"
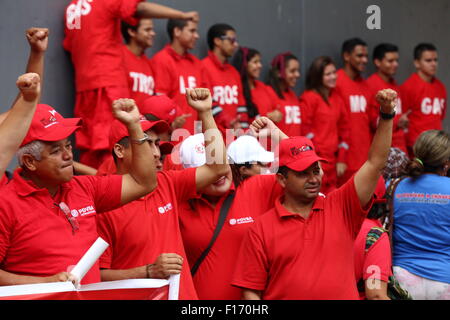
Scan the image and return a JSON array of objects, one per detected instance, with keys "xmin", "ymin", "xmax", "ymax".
[
  {"xmin": 367, "ymin": 117, "xmax": 393, "ymax": 170},
  {"xmin": 0, "ymin": 97, "xmax": 37, "ymax": 176},
  {"xmin": 0, "ymin": 269, "xmax": 52, "ymax": 286},
  {"xmin": 199, "ymin": 110, "xmax": 229, "ymax": 175},
  {"xmin": 73, "ymin": 161, "xmax": 97, "ymax": 176},
  {"xmin": 100, "ymin": 266, "xmax": 147, "ymax": 282},
  {"xmin": 241, "ymin": 289, "xmax": 262, "ymax": 300},
  {"xmin": 136, "ymin": 2, "xmax": 187, "ymax": 19}
]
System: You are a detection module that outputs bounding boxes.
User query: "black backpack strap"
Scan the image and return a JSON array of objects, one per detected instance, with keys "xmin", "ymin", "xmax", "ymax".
[{"xmin": 191, "ymin": 192, "xmax": 235, "ymax": 276}]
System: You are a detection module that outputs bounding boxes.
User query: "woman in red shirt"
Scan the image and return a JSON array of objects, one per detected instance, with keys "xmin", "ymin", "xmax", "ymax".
[
  {"xmin": 300, "ymin": 56, "xmax": 350, "ymax": 194},
  {"xmin": 231, "ymin": 47, "xmax": 281, "ymax": 126},
  {"xmin": 266, "ymin": 52, "xmax": 302, "ymax": 138}
]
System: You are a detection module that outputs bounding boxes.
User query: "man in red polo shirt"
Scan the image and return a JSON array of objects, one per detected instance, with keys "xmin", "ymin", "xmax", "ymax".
[
  {"xmin": 366, "ymin": 43, "xmax": 408, "ymax": 153},
  {"xmin": 400, "ymin": 43, "xmax": 447, "ymax": 156},
  {"xmin": 96, "ymin": 88, "xmax": 229, "ymax": 299},
  {"xmin": 231, "ymin": 89, "xmax": 398, "ymax": 300},
  {"xmin": 202, "ymin": 23, "xmax": 247, "ymax": 133},
  {"xmin": 0, "ymin": 99, "xmax": 157, "ymax": 285},
  {"xmin": 151, "ymin": 19, "xmax": 209, "ymax": 134},
  {"xmin": 335, "ymin": 38, "xmax": 372, "ymax": 187},
  {"xmin": 63, "ymin": 0, "xmax": 198, "ymax": 168}
]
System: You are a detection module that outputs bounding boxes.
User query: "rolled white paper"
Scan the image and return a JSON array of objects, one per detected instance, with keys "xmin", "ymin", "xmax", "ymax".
[
  {"xmin": 168, "ymin": 274, "xmax": 180, "ymax": 300},
  {"xmin": 70, "ymin": 237, "xmax": 109, "ymax": 287}
]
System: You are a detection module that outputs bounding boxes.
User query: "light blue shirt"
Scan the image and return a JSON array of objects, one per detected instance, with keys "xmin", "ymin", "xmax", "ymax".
[{"xmin": 393, "ymin": 174, "xmax": 450, "ymax": 283}]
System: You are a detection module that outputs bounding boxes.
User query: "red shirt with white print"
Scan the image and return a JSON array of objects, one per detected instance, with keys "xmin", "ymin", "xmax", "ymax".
[
  {"xmin": 201, "ymin": 51, "xmax": 247, "ymax": 130},
  {"xmin": 121, "ymin": 45, "xmax": 155, "ymax": 109},
  {"xmin": 335, "ymin": 69, "xmax": 372, "ymax": 174},
  {"xmin": 151, "ymin": 44, "xmax": 210, "ymax": 134},
  {"xmin": 63, "ymin": 0, "xmax": 143, "ymax": 92},
  {"xmin": 266, "ymin": 86, "xmax": 302, "ymax": 138},
  {"xmin": 366, "ymin": 73, "xmax": 407, "ymax": 153},
  {"xmin": 0, "ymin": 169, "xmax": 122, "ymax": 284},
  {"xmin": 400, "ymin": 73, "xmax": 447, "ymax": 147}
]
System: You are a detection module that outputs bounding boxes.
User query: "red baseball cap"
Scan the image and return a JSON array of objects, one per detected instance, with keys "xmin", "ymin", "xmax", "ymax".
[
  {"xmin": 278, "ymin": 136, "xmax": 327, "ymax": 171},
  {"xmin": 108, "ymin": 115, "xmax": 170, "ymax": 150},
  {"xmin": 139, "ymin": 95, "xmax": 178, "ymax": 124},
  {"xmin": 20, "ymin": 104, "xmax": 81, "ymax": 147}
]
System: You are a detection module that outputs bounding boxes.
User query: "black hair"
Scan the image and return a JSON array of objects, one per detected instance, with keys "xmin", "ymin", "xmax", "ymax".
[
  {"xmin": 267, "ymin": 53, "xmax": 298, "ymax": 99},
  {"xmin": 166, "ymin": 19, "xmax": 189, "ymax": 42},
  {"xmin": 206, "ymin": 23, "xmax": 235, "ymax": 50},
  {"xmin": 231, "ymin": 47, "xmax": 261, "ymax": 118},
  {"xmin": 121, "ymin": 20, "xmax": 139, "ymax": 44},
  {"xmin": 414, "ymin": 43, "xmax": 437, "ymax": 60},
  {"xmin": 341, "ymin": 37, "xmax": 367, "ymax": 55},
  {"xmin": 277, "ymin": 165, "xmax": 290, "ymax": 178},
  {"xmin": 112, "ymin": 136, "xmax": 130, "ymax": 164},
  {"xmin": 372, "ymin": 43, "xmax": 399, "ymax": 61}
]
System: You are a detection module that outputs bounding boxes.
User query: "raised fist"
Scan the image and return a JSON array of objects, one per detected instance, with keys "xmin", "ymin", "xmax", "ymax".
[
  {"xmin": 376, "ymin": 89, "xmax": 397, "ymax": 114},
  {"xmin": 249, "ymin": 116, "xmax": 279, "ymax": 139},
  {"xmin": 186, "ymin": 88, "xmax": 212, "ymax": 113},
  {"xmin": 26, "ymin": 27, "xmax": 49, "ymax": 53},
  {"xmin": 16, "ymin": 72, "xmax": 40, "ymax": 102},
  {"xmin": 112, "ymin": 98, "xmax": 140, "ymax": 126}
]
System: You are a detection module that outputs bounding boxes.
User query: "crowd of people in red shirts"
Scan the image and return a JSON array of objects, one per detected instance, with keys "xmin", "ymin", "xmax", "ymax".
[{"xmin": 0, "ymin": 0, "xmax": 447, "ymax": 300}]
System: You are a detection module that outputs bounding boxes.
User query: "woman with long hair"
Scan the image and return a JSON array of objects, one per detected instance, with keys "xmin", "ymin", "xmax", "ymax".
[
  {"xmin": 231, "ymin": 47, "xmax": 282, "ymax": 125},
  {"xmin": 266, "ymin": 52, "xmax": 301, "ymax": 137},
  {"xmin": 300, "ymin": 56, "xmax": 350, "ymax": 194},
  {"xmin": 391, "ymin": 130, "xmax": 450, "ymax": 299}
]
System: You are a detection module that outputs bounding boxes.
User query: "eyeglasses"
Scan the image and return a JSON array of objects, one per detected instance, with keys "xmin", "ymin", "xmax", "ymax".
[
  {"xmin": 220, "ymin": 35, "xmax": 237, "ymax": 44},
  {"xmin": 57, "ymin": 201, "xmax": 79, "ymax": 235}
]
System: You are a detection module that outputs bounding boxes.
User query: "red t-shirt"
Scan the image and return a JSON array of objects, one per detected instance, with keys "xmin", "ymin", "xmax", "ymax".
[
  {"xmin": 0, "ymin": 168, "xmax": 122, "ymax": 284},
  {"xmin": 231, "ymin": 177, "xmax": 372, "ymax": 300},
  {"xmin": 179, "ymin": 174, "xmax": 283, "ymax": 300},
  {"xmin": 400, "ymin": 73, "xmax": 447, "ymax": 147},
  {"xmin": 151, "ymin": 45, "xmax": 210, "ymax": 134},
  {"xmin": 97, "ymin": 168, "xmax": 198, "ymax": 299},
  {"xmin": 63, "ymin": 0, "xmax": 143, "ymax": 92},
  {"xmin": 353, "ymin": 218, "xmax": 392, "ymax": 300},
  {"xmin": 121, "ymin": 45, "xmax": 155, "ymax": 108},
  {"xmin": 335, "ymin": 69, "xmax": 372, "ymax": 174},
  {"xmin": 366, "ymin": 73, "xmax": 407, "ymax": 153},
  {"xmin": 202, "ymin": 51, "xmax": 246, "ymax": 128},
  {"xmin": 251, "ymin": 80, "xmax": 280, "ymax": 116},
  {"xmin": 300, "ymin": 89, "xmax": 350, "ymax": 163},
  {"xmin": 266, "ymin": 87, "xmax": 302, "ymax": 138}
]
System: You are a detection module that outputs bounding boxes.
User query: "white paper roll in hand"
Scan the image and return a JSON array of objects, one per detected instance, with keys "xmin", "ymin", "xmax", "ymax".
[{"xmin": 70, "ymin": 237, "xmax": 109, "ymax": 289}]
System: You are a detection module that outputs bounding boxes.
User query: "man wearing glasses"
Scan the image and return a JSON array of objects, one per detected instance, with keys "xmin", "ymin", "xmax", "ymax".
[
  {"xmin": 202, "ymin": 23, "xmax": 248, "ymax": 134},
  {"xmin": 0, "ymin": 100, "xmax": 156, "ymax": 286}
]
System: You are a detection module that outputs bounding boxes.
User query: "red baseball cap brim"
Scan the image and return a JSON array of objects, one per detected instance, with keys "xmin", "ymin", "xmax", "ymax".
[
  {"xmin": 21, "ymin": 124, "xmax": 80, "ymax": 147},
  {"xmin": 283, "ymin": 154, "xmax": 328, "ymax": 172}
]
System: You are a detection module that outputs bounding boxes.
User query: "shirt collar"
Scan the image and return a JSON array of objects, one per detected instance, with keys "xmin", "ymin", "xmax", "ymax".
[
  {"xmin": 207, "ymin": 50, "xmax": 228, "ymax": 70},
  {"xmin": 165, "ymin": 44, "xmax": 194, "ymax": 62},
  {"xmin": 13, "ymin": 168, "xmax": 71, "ymax": 198},
  {"xmin": 275, "ymin": 193, "xmax": 326, "ymax": 219}
]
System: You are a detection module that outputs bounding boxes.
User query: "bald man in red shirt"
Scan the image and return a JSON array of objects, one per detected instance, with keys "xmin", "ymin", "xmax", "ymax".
[
  {"xmin": 232, "ymin": 89, "xmax": 397, "ymax": 300},
  {"xmin": 63, "ymin": 0, "xmax": 198, "ymax": 168}
]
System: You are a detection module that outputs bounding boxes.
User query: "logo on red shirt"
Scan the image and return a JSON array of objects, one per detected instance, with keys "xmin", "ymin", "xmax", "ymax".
[
  {"xmin": 158, "ymin": 203, "xmax": 173, "ymax": 214},
  {"xmin": 229, "ymin": 217, "xmax": 254, "ymax": 225},
  {"xmin": 66, "ymin": 0, "xmax": 93, "ymax": 30},
  {"xmin": 129, "ymin": 72, "xmax": 154, "ymax": 95},
  {"xmin": 213, "ymin": 85, "xmax": 238, "ymax": 105},
  {"xmin": 349, "ymin": 95, "xmax": 367, "ymax": 113},
  {"xmin": 421, "ymin": 97, "xmax": 445, "ymax": 115},
  {"xmin": 179, "ymin": 76, "xmax": 197, "ymax": 94},
  {"xmin": 284, "ymin": 106, "xmax": 301, "ymax": 124}
]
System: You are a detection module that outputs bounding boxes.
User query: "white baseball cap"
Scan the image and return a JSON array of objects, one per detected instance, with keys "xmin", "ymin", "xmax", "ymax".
[
  {"xmin": 227, "ymin": 135, "xmax": 274, "ymax": 164},
  {"xmin": 179, "ymin": 133, "xmax": 206, "ymax": 168}
]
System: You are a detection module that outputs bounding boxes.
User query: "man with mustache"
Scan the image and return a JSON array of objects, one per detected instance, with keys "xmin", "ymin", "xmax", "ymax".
[{"xmin": 232, "ymin": 89, "xmax": 398, "ymax": 300}]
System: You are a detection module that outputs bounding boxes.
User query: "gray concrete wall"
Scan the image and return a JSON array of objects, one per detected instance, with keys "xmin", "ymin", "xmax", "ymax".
[{"xmin": 1, "ymin": 0, "xmax": 449, "ymax": 168}]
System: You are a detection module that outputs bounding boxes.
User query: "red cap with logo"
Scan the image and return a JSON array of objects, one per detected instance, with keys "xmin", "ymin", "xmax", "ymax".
[
  {"xmin": 139, "ymin": 95, "xmax": 178, "ymax": 125},
  {"xmin": 278, "ymin": 136, "xmax": 327, "ymax": 171},
  {"xmin": 20, "ymin": 104, "xmax": 82, "ymax": 147},
  {"xmin": 108, "ymin": 115, "xmax": 170, "ymax": 150}
]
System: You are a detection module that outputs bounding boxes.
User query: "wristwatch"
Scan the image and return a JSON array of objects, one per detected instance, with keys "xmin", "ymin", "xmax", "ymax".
[
  {"xmin": 131, "ymin": 133, "xmax": 149, "ymax": 145},
  {"xmin": 380, "ymin": 108, "xmax": 396, "ymax": 120}
]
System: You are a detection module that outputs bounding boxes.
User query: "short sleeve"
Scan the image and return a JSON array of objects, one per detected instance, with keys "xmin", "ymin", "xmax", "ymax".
[
  {"xmin": 363, "ymin": 232, "xmax": 393, "ymax": 282},
  {"xmin": 231, "ymin": 224, "xmax": 269, "ymax": 291},
  {"xmin": 105, "ymin": 0, "xmax": 144, "ymax": 25},
  {"xmin": 78, "ymin": 175, "xmax": 123, "ymax": 213},
  {"xmin": 329, "ymin": 176, "xmax": 373, "ymax": 238},
  {"xmin": 159, "ymin": 168, "xmax": 198, "ymax": 201}
]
